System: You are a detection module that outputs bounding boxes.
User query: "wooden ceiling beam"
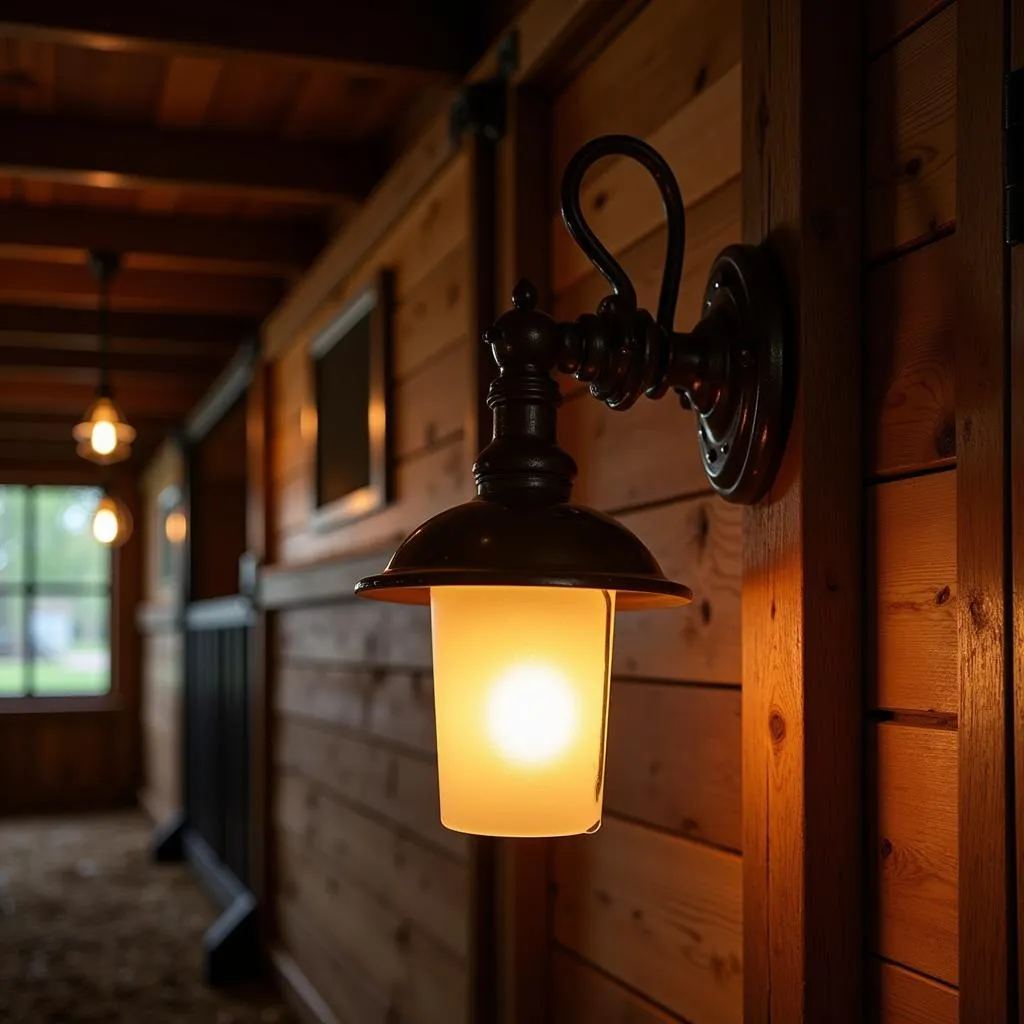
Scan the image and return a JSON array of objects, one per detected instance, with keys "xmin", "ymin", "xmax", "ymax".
[
  {"xmin": 0, "ymin": 306, "xmax": 253, "ymax": 345},
  {"xmin": 0, "ymin": 413, "xmax": 178, "ymax": 443},
  {"xmin": 0, "ymin": 331, "xmax": 236, "ymax": 361},
  {"xmin": 0, "ymin": 259, "xmax": 281, "ymax": 316},
  {"xmin": 0, "ymin": 205, "xmax": 323, "ymax": 276},
  {"xmin": 0, "ymin": 113, "xmax": 381, "ymax": 204},
  {"xmin": 0, "ymin": 345, "xmax": 225, "ymax": 375},
  {"xmin": 0, "ymin": 370, "xmax": 208, "ymax": 418},
  {"xmin": 0, "ymin": 1, "xmax": 468, "ymax": 80}
]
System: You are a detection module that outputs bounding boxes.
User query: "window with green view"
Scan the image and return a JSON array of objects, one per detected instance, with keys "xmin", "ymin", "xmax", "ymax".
[{"xmin": 0, "ymin": 485, "xmax": 111, "ymax": 697}]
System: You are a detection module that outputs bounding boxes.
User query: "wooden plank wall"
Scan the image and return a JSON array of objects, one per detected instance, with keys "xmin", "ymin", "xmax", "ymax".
[
  {"xmin": 267, "ymin": 151, "xmax": 476, "ymax": 1023},
  {"xmin": 865, "ymin": 2, "xmax": 959, "ymax": 1020},
  {"xmin": 546, "ymin": 2, "xmax": 744, "ymax": 1022},
  {"xmin": 137, "ymin": 439, "xmax": 184, "ymax": 825}
]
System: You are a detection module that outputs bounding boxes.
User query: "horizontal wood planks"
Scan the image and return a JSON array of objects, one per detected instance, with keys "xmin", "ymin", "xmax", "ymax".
[
  {"xmin": 139, "ymin": 629, "xmax": 184, "ymax": 824},
  {"xmin": 870, "ymin": 723, "xmax": 959, "ymax": 984},
  {"xmin": 866, "ymin": 3, "xmax": 956, "ymax": 260},
  {"xmin": 864, "ymin": 4, "xmax": 962, "ymax": 1016},
  {"xmin": 873, "ymin": 959, "xmax": 959, "ymax": 1023},
  {"xmin": 265, "ymin": 109, "xmax": 478, "ymax": 1024},
  {"xmin": 550, "ymin": 949, "xmax": 681, "ymax": 1024},
  {"xmin": 866, "ymin": 234, "xmax": 956, "ymax": 478},
  {"xmin": 869, "ymin": 470, "xmax": 957, "ymax": 714},
  {"xmin": 544, "ymin": 1, "xmax": 743, "ymax": 1020},
  {"xmin": 554, "ymin": 816, "xmax": 742, "ymax": 1024}
]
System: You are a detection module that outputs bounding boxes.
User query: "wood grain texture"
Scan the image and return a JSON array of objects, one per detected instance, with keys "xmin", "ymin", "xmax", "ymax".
[
  {"xmin": 866, "ymin": 4, "xmax": 956, "ymax": 259},
  {"xmin": 551, "ymin": 0, "xmax": 740, "ymax": 187},
  {"xmin": 551, "ymin": 63, "xmax": 740, "ymax": 294},
  {"xmin": 393, "ymin": 244, "xmax": 468, "ymax": 380},
  {"xmin": 276, "ymin": 903, "xmax": 384, "ymax": 1024},
  {"xmin": 604, "ymin": 682, "xmax": 741, "ymax": 851},
  {"xmin": 393, "ymin": 340, "xmax": 470, "ymax": 460},
  {"xmin": 278, "ymin": 839, "xmax": 466, "ymax": 1024},
  {"xmin": 867, "ymin": 234, "xmax": 956, "ymax": 477},
  {"xmin": 873, "ymin": 959, "xmax": 958, "ymax": 1023},
  {"xmin": 275, "ymin": 717, "xmax": 465, "ymax": 860},
  {"xmin": 277, "ymin": 602, "xmax": 431, "ymax": 670},
  {"xmin": 870, "ymin": 723, "xmax": 959, "ymax": 984},
  {"xmin": 866, "ymin": 0, "xmax": 953, "ymax": 55},
  {"xmin": 869, "ymin": 470, "xmax": 957, "ymax": 714},
  {"xmin": 1008, "ymin": 15, "xmax": 1024, "ymax": 1019},
  {"xmin": 614, "ymin": 495, "xmax": 742, "ymax": 684},
  {"xmin": 277, "ymin": 436, "xmax": 473, "ymax": 564},
  {"xmin": 550, "ymin": 949, "xmax": 680, "ymax": 1024},
  {"xmin": 554, "ymin": 815, "xmax": 742, "ymax": 1024},
  {"xmin": 276, "ymin": 662, "xmax": 435, "ymax": 755},
  {"xmin": 956, "ymin": 0, "xmax": 1012, "ymax": 1016},
  {"xmin": 554, "ymin": 176, "xmax": 741, "ymax": 335},
  {"xmin": 276, "ymin": 772, "xmax": 467, "ymax": 957},
  {"xmin": 741, "ymin": 0, "xmax": 864, "ymax": 1020}
]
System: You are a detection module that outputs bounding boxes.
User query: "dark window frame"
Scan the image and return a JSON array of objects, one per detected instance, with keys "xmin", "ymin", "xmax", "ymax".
[
  {"xmin": 0, "ymin": 484, "xmax": 112, "ymax": 699},
  {"xmin": 307, "ymin": 269, "xmax": 394, "ymax": 532}
]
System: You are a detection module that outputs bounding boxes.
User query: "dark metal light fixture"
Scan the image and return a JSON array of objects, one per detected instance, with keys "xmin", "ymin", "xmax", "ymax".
[
  {"xmin": 355, "ymin": 135, "xmax": 791, "ymax": 838},
  {"xmin": 73, "ymin": 252, "xmax": 136, "ymax": 464}
]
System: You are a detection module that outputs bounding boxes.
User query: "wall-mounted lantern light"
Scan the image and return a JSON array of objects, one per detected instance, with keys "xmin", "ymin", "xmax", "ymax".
[
  {"xmin": 92, "ymin": 493, "xmax": 132, "ymax": 548},
  {"xmin": 74, "ymin": 253, "xmax": 136, "ymax": 465},
  {"xmin": 356, "ymin": 135, "xmax": 791, "ymax": 838}
]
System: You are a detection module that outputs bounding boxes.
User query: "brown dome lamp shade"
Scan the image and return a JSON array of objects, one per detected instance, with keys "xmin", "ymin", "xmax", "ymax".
[
  {"xmin": 356, "ymin": 135, "xmax": 793, "ymax": 839},
  {"xmin": 74, "ymin": 253, "xmax": 136, "ymax": 465}
]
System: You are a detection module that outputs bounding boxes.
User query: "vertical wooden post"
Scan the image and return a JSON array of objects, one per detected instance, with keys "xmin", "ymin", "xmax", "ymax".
[
  {"xmin": 1013, "ymin": 9, "xmax": 1024, "ymax": 1017},
  {"xmin": 962, "ymin": 1, "xmax": 1016, "ymax": 1020},
  {"xmin": 494, "ymin": 84, "xmax": 552, "ymax": 1024},
  {"xmin": 741, "ymin": 1, "xmax": 863, "ymax": 1020}
]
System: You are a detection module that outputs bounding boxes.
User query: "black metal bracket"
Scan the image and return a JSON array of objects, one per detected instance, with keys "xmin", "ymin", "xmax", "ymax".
[
  {"xmin": 1006, "ymin": 68, "xmax": 1024, "ymax": 244},
  {"xmin": 479, "ymin": 134, "xmax": 791, "ymax": 504},
  {"xmin": 449, "ymin": 32, "xmax": 517, "ymax": 148},
  {"xmin": 449, "ymin": 79, "xmax": 507, "ymax": 147}
]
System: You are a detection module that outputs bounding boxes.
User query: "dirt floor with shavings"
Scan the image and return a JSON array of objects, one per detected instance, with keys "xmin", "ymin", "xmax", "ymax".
[{"xmin": 0, "ymin": 812, "xmax": 296, "ymax": 1023}]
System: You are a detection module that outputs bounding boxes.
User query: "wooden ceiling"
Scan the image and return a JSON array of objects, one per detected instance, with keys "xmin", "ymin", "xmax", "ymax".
[{"xmin": 0, "ymin": 1, "xmax": 496, "ymax": 467}]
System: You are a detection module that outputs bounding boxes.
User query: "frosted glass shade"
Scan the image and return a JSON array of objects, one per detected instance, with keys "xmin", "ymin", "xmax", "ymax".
[{"xmin": 429, "ymin": 585, "xmax": 615, "ymax": 837}]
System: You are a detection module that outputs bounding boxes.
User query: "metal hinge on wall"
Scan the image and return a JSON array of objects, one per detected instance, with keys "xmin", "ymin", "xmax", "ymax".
[
  {"xmin": 448, "ymin": 31, "xmax": 518, "ymax": 147},
  {"xmin": 1006, "ymin": 67, "xmax": 1024, "ymax": 243}
]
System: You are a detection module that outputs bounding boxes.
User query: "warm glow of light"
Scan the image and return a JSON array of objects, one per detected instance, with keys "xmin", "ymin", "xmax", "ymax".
[
  {"xmin": 300, "ymin": 405, "xmax": 317, "ymax": 442},
  {"xmin": 92, "ymin": 505, "xmax": 120, "ymax": 545},
  {"xmin": 165, "ymin": 509, "xmax": 187, "ymax": 544},
  {"xmin": 429, "ymin": 586, "xmax": 616, "ymax": 837},
  {"xmin": 90, "ymin": 419, "xmax": 118, "ymax": 456},
  {"xmin": 486, "ymin": 663, "xmax": 579, "ymax": 766}
]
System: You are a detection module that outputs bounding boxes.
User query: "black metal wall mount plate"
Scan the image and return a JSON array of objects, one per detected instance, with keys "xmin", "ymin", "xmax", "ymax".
[{"xmin": 692, "ymin": 243, "xmax": 790, "ymax": 504}]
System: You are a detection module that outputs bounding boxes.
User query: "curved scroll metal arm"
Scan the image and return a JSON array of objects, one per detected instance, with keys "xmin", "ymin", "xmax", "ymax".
[{"xmin": 559, "ymin": 134, "xmax": 686, "ymax": 333}]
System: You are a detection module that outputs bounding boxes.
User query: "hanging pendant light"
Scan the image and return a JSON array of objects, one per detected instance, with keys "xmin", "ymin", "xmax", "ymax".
[
  {"xmin": 91, "ymin": 493, "xmax": 132, "ymax": 547},
  {"xmin": 74, "ymin": 253, "xmax": 136, "ymax": 464}
]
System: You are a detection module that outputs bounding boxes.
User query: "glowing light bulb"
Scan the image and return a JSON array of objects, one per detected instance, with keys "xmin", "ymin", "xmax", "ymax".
[
  {"xmin": 164, "ymin": 509, "xmax": 187, "ymax": 544},
  {"xmin": 90, "ymin": 419, "xmax": 117, "ymax": 456},
  {"xmin": 486, "ymin": 663, "xmax": 579, "ymax": 766},
  {"xmin": 430, "ymin": 586, "xmax": 616, "ymax": 837},
  {"xmin": 92, "ymin": 505, "xmax": 120, "ymax": 545}
]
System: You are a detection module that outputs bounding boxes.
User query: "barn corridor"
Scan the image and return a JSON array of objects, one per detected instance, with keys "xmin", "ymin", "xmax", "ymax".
[{"xmin": 0, "ymin": 814, "xmax": 294, "ymax": 1024}]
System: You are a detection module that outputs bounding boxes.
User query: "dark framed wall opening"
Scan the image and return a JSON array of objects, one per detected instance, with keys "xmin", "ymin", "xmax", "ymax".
[{"xmin": 0, "ymin": 485, "xmax": 111, "ymax": 698}]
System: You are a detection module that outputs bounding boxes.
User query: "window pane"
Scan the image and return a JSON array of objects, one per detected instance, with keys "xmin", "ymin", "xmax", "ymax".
[
  {"xmin": 29, "ymin": 595, "xmax": 109, "ymax": 696},
  {"xmin": 0, "ymin": 593, "xmax": 27, "ymax": 696},
  {"xmin": 0, "ymin": 486, "xmax": 26, "ymax": 583},
  {"xmin": 35, "ymin": 487, "xmax": 108, "ymax": 585}
]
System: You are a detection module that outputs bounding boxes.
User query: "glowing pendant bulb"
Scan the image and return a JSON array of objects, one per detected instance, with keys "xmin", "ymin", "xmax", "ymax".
[
  {"xmin": 91, "ymin": 496, "xmax": 131, "ymax": 547},
  {"xmin": 90, "ymin": 419, "xmax": 118, "ymax": 456}
]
